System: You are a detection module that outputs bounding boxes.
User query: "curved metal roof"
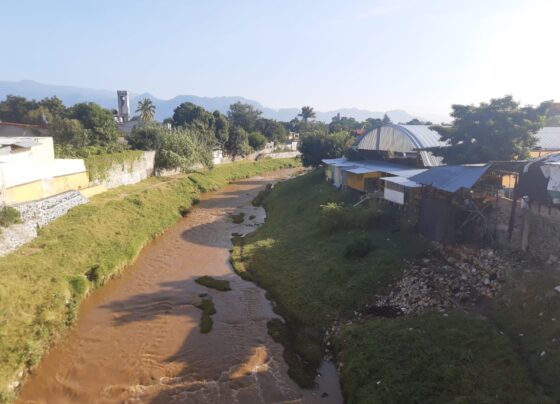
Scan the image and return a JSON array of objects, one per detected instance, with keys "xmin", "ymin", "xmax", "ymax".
[{"xmin": 354, "ymin": 124, "xmax": 446, "ymax": 167}]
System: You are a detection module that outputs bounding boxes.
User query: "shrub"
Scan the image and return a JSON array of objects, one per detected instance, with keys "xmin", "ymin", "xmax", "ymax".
[
  {"xmin": 0, "ymin": 206, "xmax": 22, "ymax": 227},
  {"xmin": 344, "ymin": 234, "xmax": 375, "ymax": 258},
  {"xmin": 319, "ymin": 202, "xmax": 345, "ymax": 231},
  {"xmin": 195, "ymin": 276, "xmax": 231, "ymax": 291}
]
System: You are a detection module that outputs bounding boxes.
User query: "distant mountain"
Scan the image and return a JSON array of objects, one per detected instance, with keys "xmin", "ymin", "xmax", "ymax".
[{"xmin": 0, "ymin": 80, "xmax": 419, "ymax": 123}]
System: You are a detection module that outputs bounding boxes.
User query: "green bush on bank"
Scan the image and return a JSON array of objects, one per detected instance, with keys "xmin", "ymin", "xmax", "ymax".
[
  {"xmin": 0, "ymin": 158, "xmax": 300, "ymax": 401},
  {"xmin": 84, "ymin": 150, "xmax": 145, "ymax": 182},
  {"xmin": 0, "ymin": 207, "xmax": 22, "ymax": 228}
]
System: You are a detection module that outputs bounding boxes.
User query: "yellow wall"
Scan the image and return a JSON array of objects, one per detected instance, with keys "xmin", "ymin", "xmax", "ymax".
[
  {"xmin": 49, "ymin": 172, "xmax": 89, "ymax": 195},
  {"xmin": 3, "ymin": 180, "xmax": 44, "ymax": 204},
  {"xmin": 347, "ymin": 172, "xmax": 383, "ymax": 192},
  {"xmin": 3, "ymin": 172, "xmax": 89, "ymax": 205},
  {"xmin": 530, "ymin": 149, "xmax": 560, "ymax": 158}
]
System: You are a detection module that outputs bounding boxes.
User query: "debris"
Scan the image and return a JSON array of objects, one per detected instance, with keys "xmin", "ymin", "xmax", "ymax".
[{"xmin": 374, "ymin": 245, "xmax": 513, "ymax": 315}]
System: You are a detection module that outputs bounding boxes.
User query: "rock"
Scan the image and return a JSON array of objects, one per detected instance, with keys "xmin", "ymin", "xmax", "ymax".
[{"xmin": 555, "ymin": 286, "xmax": 560, "ymax": 294}]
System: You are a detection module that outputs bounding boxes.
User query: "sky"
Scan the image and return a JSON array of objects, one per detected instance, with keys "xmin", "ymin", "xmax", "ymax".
[{"xmin": 1, "ymin": 0, "xmax": 559, "ymax": 122}]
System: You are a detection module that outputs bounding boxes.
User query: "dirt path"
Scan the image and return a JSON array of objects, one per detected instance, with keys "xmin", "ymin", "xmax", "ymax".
[{"xmin": 17, "ymin": 168, "xmax": 342, "ymax": 404}]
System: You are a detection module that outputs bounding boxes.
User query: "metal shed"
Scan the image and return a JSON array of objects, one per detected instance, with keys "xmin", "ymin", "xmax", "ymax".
[{"xmin": 354, "ymin": 124, "xmax": 446, "ymax": 167}]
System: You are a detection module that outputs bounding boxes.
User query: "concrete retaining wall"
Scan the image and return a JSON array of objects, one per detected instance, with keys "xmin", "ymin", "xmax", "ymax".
[{"xmin": 92, "ymin": 151, "xmax": 156, "ymax": 189}]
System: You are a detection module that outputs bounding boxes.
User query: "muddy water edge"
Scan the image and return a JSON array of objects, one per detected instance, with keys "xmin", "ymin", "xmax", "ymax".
[{"xmin": 17, "ymin": 168, "xmax": 342, "ymax": 404}]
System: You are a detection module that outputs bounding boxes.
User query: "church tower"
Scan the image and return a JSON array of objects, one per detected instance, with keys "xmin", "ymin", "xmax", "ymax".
[{"xmin": 117, "ymin": 90, "xmax": 130, "ymax": 122}]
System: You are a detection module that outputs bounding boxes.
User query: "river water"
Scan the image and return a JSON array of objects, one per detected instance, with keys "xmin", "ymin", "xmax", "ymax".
[{"xmin": 18, "ymin": 169, "xmax": 342, "ymax": 404}]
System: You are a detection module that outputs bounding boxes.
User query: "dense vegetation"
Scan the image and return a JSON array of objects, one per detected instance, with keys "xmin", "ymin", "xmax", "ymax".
[
  {"xmin": 232, "ymin": 169, "xmax": 557, "ymax": 402},
  {"xmin": 0, "ymin": 158, "xmax": 299, "ymax": 402},
  {"xmin": 429, "ymin": 96, "xmax": 550, "ymax": 164}
]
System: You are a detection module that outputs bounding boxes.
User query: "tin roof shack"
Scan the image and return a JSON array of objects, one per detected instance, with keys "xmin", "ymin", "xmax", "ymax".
[{"xmin": 408, "ymin": 164, "xmax": 513, "ymax": 243}]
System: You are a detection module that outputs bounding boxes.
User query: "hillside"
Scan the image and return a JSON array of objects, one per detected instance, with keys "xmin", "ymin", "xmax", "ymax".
[{"xmin": 0, "ymin": 80, "xmax": 419, "ymax": 123}]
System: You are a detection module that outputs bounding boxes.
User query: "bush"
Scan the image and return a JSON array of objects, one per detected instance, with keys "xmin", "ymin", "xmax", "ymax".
[
  {"xmin": 344, "ymin": 234, "xmax": 375, "ymax": 258},
  {"xmin": 0, "ymin": 206, "xmax": 22, "ymax": 227},
  {"xmin": 319, "ymin": 202, "xmax": 345, "ymax": 231},
  {"xmin": 248, "ymin": 132, "xmax": 268, "ymax": 150}
]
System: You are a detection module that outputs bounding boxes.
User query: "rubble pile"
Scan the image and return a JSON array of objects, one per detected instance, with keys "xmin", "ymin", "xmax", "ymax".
[{"xmin": 374, "ymin": 245, "xmax": 515, "ymax": 315}]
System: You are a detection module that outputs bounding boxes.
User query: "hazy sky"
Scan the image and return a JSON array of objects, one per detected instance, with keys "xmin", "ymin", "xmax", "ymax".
[{"xmin": 1, "ymin": 0, "xmax": 559, "ymax": 121}]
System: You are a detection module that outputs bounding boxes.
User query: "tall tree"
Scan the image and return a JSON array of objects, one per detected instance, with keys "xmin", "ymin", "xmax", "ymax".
[
  {"xmin": 227, "ymin": 102, "xmax": 262, "ymax": 132},
  {"xmin": 225, "ymin": 126, "xmax": 251, "ymax": 160},
  {"xmin": 298, "ymin": 130, "xmax": 352, "ymax": 167},
  {"xmin": 382, "ymin": 113, "xmax": 392, "ymax": 125},
  {"xmin": 298, "ymin": 106, "xmax": 316, "ymax": 122},
  {"xmin": 429, "ymin": 96, "xmax": 550, "ymax": 164},
  {"xmin": 0, "ymin": 95, "xmax": 38, "ymax": 123},
  {"xmin": 66, "ymin": 102, "xmax": 119, "ymax": 146},
  {"xmin": 173, "ymin": 102, "xmax": 214, "ymax": 128},
  {"xmin": 136, "ymin": 98, "xmax": 156, "ymax": 122},
  {"xmin": 212, "ymin": 110, "xmax": 229, "ymax": 146}
]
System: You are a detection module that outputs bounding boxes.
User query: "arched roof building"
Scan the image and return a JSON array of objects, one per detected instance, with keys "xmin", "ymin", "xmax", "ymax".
[{"xmin": 354, "ymin": 124, "xmax": 446, "ymax": 167}]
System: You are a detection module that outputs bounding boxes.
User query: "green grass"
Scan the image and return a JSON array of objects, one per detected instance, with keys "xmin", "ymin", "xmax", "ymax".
[
  {"xmin": 230, "ymin": 168, "xmax": 558, "ymax": 402},
  {"xmin": 0, "ymin": 207, "xmax": 22, "ymax": 228},
  {"xmin": 488, "ymin": 267, "xmax": 560, "ymax": 400},
  {"xmin": 195, "ymin": 298, "xmax": 216, "ymax": 334},
  {"xmin": 0, "ymin": 158, "xmax": 300, "ymax": 401},
  {"xmin": 231, "ymin": 169, "xmax": 429, "ymax": 386},
  {"xmin": 335, "ymin": 311, "xmax": 553, "ymax": 404},
  {"xmin": 195, "ymin": 276, "xmax": 231, "ymax": 291}
]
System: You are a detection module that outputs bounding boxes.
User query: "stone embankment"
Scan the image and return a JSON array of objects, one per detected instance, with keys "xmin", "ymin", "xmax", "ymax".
[
  {"xmin": 373, "ymin": 245, "xmax": 515, "ymax": 315},
  {"xmin": 0, "ymin": 191, "xmax": 88, "ymax": 256}
]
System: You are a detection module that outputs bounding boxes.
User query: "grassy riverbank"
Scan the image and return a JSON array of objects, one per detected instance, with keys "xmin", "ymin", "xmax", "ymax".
[
  {"xmin": 0, "ymin": 158, "xmax": 300, "ymax": 402},
  {"xmin": 232, "ymin": 169, "xmax": 556, "ymax": 402}
]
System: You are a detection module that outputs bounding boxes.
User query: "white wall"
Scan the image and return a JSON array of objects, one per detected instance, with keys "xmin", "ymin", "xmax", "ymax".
[{"xmin": 384, "ymin": 187, "xmax": 405, "ymax": 205}]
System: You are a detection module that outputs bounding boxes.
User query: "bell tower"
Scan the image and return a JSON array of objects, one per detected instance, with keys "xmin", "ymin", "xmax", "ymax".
[{"xmin": 117, "ymin": 90, "xmax": 130, "ymax": 122}]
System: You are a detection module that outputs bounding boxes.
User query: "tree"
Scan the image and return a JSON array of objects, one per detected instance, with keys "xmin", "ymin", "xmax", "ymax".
[
  {"xmin": 173, "ymin": 102, "xmax": 214, "ymax": 128},
  {"xmin": 0, "ymin": 95, "xmax": 38, "ymax": 123},
  {"xmin": 155, "ymin": 127, "xmax": 212, "ymax": 171},
  {"xmin": 212, "ymin": 110, "xmax": 229, "ymax": 146},
  {"xmin": 66, "ymin": 102, "xmax": 119, "ymax": 146},
  {"xmin": 256, "ymin": 118, "xmax": 288, "ymax": 143},
  {"xmin": 49, "ymin": 118, "xmax": 90, "ymax": 148},
  {"xmin": 299, "ymin": 130, "xmax": 353, "ymax": 167},
  {"xmin": 329, "ymin": 113, "xmax": 360, "ymax": 133},
  {"xmin": 225, "ymin": 126, "xmax": 251, "ymax": 160},
  {"xmin": 248, "ymin": 132, "xmax": 267, "ymax": 150},
  {"xmin": 227, "ymin": 102, "xmax": 262, "ymax": 132},
  {"xmin": 298, "ymin": 106, "xmax": 316, "ymax": 122},
  {"xmin": 429, "ymin": 96, "xmax": 550, "ymax": 164},
  {"xmin": 136, "ymin": 98, "xmax": 156, "ymax": 122},
  {"xmin": 127, "ymin": 123, "xmax": 167, "ymax": 151},
  {"xmin": 363, "ymin": 117, "xmax": 383, "ymax": 132},
  {"xmin": 382, "ymin": 113, "xmax": 392, "ymax": 125}
]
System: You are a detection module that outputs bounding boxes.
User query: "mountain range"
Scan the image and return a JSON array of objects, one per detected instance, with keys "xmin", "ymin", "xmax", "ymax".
[{"xmin": 0, "ymin": 80, "xmax": 419, "ymax": 124}]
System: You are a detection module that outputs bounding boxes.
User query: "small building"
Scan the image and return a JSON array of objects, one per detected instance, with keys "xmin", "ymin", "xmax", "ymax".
[
  {"xmin": 0, "ymin": 137, "xmax": 88, "ymax": 204},
  {"xmin": 353, "ymin": 124, "xmax": 447, "ymax": 167},
  {"xmin": 0, "ymin": 121, "xmax": 48, "ymax": 137},
  {"xmin": 212, "ymin": 147, "xmax": 224, "ymax": 165}
]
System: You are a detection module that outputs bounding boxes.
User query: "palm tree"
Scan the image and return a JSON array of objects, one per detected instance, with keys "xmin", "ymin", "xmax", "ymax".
[
  {"xmin": 136, "ymin": 98, "xmax": 156, "ymax": 122},
  {"xmin": 298, "ymin": 106, "xmax": 316, "ymax": 122}
]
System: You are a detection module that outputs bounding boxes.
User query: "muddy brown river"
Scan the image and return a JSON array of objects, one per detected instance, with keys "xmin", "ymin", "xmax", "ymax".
[{"xmin": 18, "ymin": 169, "xmax": 342, "ymax": 404}]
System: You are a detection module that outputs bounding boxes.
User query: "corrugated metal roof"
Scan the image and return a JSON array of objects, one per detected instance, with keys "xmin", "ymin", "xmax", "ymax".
[
  {"xmin": 321, "ymin": 157, "xmax": 349, "ymax": 166},
  {"xmin": 409, "ymin": 164, "xmax": 489, "ymax": 193},
  {"xmin": 354, "ymin": 124, "xmax": 445, "ymax": 167},
  {"xmin": 380, "ymin": 176, "xmax": 422, "ymax": 188},
  {"xmin": 535, "ymin": 127, "xmax": 560, "ymax": 150}
]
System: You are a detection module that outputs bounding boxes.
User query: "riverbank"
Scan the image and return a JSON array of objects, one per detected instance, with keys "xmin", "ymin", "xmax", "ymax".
[
  {"xmin": 231, "ymin": 169, "xmax": 559, "ymax": 403},
  {"xmin": 0, "ymin": 158, "xmax": 300, "ymax": 402}
]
